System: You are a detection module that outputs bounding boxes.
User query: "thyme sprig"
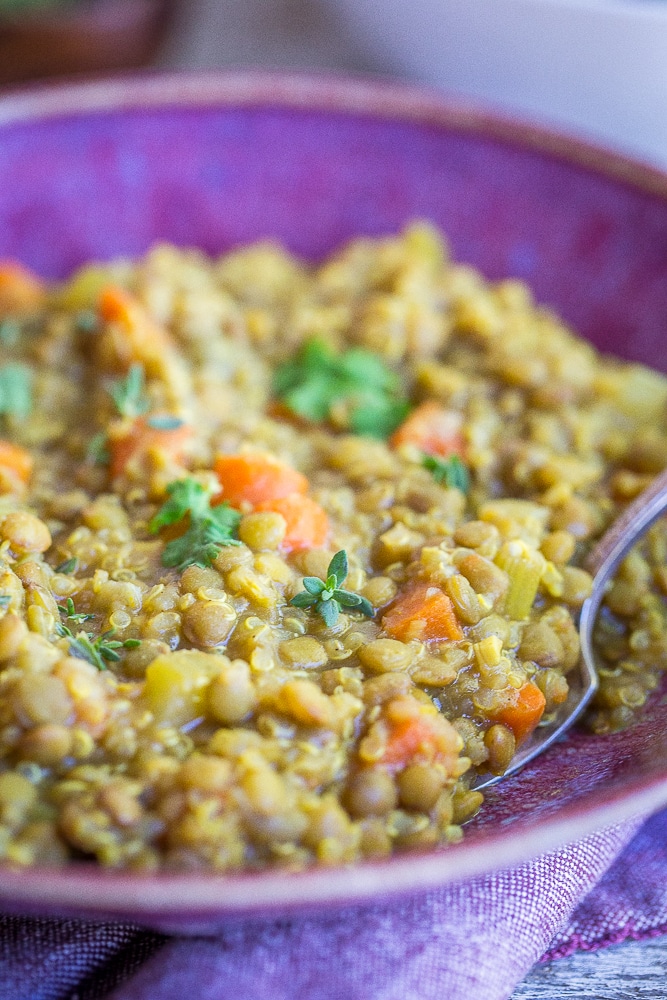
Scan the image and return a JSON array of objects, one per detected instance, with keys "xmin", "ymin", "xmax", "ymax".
[
  {"xmin": 109, "ymin": 363, "xmax": 149, "ymax": 420},
  {"xmin": 55, "ymin": 557, "xmax": 78, "ymax": 575},
  {"xmin": 289, "ymin": 550, "xmax": 374, "ymax": 628},
  {"xmin": 57, "ymin": 596, "xmax": 93, "ymax": 626},
  {"xmin": 56, "ymin": 599, "xmax": 140, "ymax": 670},
  {"xmin": 422, "ymin": 453, "xmax": 470, "ymax": 493}
]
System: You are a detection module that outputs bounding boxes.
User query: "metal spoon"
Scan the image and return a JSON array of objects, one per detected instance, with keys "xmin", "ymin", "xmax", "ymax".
[{"xmin": 474, "ymin": 467, "xmax": 667, "ymax": 790}]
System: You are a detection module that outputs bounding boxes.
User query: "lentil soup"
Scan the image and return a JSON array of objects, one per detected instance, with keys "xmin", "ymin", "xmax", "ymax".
[{"xmin": 0, "ymin": 223, "xmax": 665, "ymax": 873}]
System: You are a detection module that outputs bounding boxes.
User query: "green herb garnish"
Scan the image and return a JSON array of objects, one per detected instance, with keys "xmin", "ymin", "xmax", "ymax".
[
  {"xmin": 0, "ymin": 363, "xmax": 32, "ymax": 420},
  {"xmin": 0, "ymin": 319, "xmax": 20, "ymax": 347},
  {"xmin": 274, "ymin": 338, "xmax": 410, "ymax": 439},
  {"xmin": 57, "ymin": 596, "xmax": 93, "ymax": 626},
  {"xmin": 88, "ymin": 365, "xmax": 155, "ymax": 462},
  {"xmin": 75, "ymin": 309, "xmax": 99, "ymax": 334},
  {"xmin": 150, "ymin": 478, "xmax": 242, "ymax": 571},
  {"xmin": 108, "ymin": 363, "xmax": 149, "ymax": 420},
  {"xmin": 422, "ymin": 453, "xmax": 470, "ymax": 493},
  {"xmin": 55, "ymin": 557, "xmax": 78, "ymax": 575},
  {"xmin": 56, "ymin": 622, "xmax": 141, "ymax": 671},
  {"xmin": 146, "ymin": 415, "xmax": 184, "ymax": 431},
  {"xmin": 86, "ymin": 431, "xmax": 110, "ymax": 466},
  {"xmin": 0, "ymin": 595, "xmax": 11, "ymax": 609},
  {"xmin": 56, "ymin": 599, "xmax": 140, "ymax": 669},
  {"xmin": 289, "ymin": 550, "xmax": 374, "ymax": 628}
]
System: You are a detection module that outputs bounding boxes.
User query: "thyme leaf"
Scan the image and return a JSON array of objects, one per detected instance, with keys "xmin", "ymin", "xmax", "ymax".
[
  {"xmin": 289, "ymin": 550, "xmax": 374, "ymax": 627},
  {"xmin": 56, "ymin": 600, "xmax": 140, "ymax": 669},
  {"xmin": 422, "ymin": 453, "xmax": 470, "ymax": 493},
  {"xmin": 108, "ymin": 363, "xmax": 149, "ymax": 419},
  {"xmin": 55, "ymin": 557, "xmax": 77, "ymax": 575}
]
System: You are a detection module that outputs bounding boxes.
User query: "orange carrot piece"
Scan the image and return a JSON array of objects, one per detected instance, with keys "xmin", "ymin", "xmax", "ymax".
[
  {"xmin": 108, "ymin": 417, "xmax": 193, "ymax": 478},
  {"xmin": 492, "ymin": 681, "xmax": 546, "ymax": 745},
  {"xmin": 0, "ymin": 262, "xmax": 45, "ymax": 317},
  {"xmin": 98, "ymin": 285, "xmax": 174, "ymax": 375},
  {"xmin": 255, "ymin": 494, "xmax": 329, "ymax": 552},
  {"xmin": 0, "ymin": 440, "xmax": 33, "ymax": 484},
  {"xmin": 390, "ymin": 401, "xmax": 464, "ymax": 458},
  {"xmin": 381, "ymin": 716, "xmax": 441, "ymax": 769},
  {"xmin": 99, "ymin": 285, "xmax": 150, "ymax": 327},
  {"xmin": 373, "ymin": 697, "xmax": 462, "ymax": 773},
  {"xmin": 382, "ymin": 582, "xmax": 464, "ymax": 643},
  {"xmin": 213, "ymin": 453, "xmax": 309, "ymax": 509}
]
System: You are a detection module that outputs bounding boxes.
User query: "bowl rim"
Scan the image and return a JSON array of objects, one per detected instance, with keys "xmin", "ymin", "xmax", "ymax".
[
  {"xmin": 1, "ymin": 67, "xmax": 667, "ymax": 198},
  {"xmin": 1, "ymin": 68, "xmax": 667, "ymax": 922}
]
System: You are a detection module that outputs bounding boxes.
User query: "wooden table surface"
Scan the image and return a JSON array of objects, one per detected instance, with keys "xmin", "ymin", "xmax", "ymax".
[
  {"xmin": 512, "ymin": 936, "xmax": 667, "ymax": 998},
  {"xmin": 161, "ymin": 5, "xmax": 667, "ymax": 995}
]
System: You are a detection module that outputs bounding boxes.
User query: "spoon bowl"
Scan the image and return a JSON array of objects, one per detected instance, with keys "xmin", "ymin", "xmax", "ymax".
[{"xmin": 475, "ymin": 467, "xmax": 667, "ymax": 790}]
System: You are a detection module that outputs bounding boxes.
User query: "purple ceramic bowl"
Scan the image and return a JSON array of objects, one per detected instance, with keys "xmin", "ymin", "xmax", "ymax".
[{"xmin": 1, "ymin": 71, "xmax": 667, "ymax": 933}]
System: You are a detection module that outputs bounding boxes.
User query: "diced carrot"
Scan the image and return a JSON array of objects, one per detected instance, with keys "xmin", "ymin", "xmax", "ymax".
[
  {"xmin": 98, "ymin": 285, "xmax": 174, "ymax": 377},
  {"xmin": 255, "ymin": 494, "xmax": 329, "ymax": 552},
  {"xmin": 213, "ymin": 453, "xmax": 309, "ymax": 509},
  {"xmin": 491, "ymin": 681, "xmax": 546, "ymax": 745},
  {"xmin": 390, "ymin": 401, "xmax": 464, "ymax": 458},
  {"xmin": 382, "ymin": 582, "xmax": 464, "ymax": 643},
  {"xmin": 368, "ymin": 696, "xmax": 462, "ymax": 773},
  {"xmin": 0, "ymin": 262, "xmax": 45, "ymax": 317},
  {"xmin": 107, "ymin": 417, "xmax": 193, "ymax": 478},
  {"xmin": 381, "ymin": 717, "xmax": 440, "ymax": 768},
  {"xmin": 0, "ymin": 440, "xmax": 33, "ymax": 485},
  {"xmin": 99, "ymin": 284, "xmax": 148, "ymax": 327}
]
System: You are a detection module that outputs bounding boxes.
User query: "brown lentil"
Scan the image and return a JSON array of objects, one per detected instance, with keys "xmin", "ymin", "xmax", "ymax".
[{"xmin": 0, "ymin": 222, "xmax": 662, "ymax": 875}]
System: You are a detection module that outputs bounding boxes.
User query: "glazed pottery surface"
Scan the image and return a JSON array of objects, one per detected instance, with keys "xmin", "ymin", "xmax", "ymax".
[{"xmin": 0, "ymin": 72, "xmax": 666, "ymax": 931}]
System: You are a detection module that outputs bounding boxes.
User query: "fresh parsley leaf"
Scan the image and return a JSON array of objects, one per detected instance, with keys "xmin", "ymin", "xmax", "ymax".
[
  {"xmin": 150, "ymin": 478, "xmax": 242, "ymax": 571},
  {"xmin": 274, "ymin": 338, "xmax": 410, "ymax": 439},
  {"xmin": 349, "ymin": 394, "xmax": 411, "ymax": 438},
  {"xmin": 0, "ymin": 363, "xmax": 32, "ymax": 420},
  {"xmin": 149, "ymin": 479, "xmax": 211, "ymax": 532},
  {"xmin": 108, "ymin": 363, "xmax": 149, "ymax": 419},
  {"xmin": 289, "ymin": 549, "xmax": 374, "ymax": 628},
  {"xmin": 422, "ymin": 453, "xmax": 470, "ymax": 493}
]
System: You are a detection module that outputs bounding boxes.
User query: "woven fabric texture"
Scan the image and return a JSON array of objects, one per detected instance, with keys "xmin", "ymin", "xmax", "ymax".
[{"xmin": 1, "ymin": 808, "xmax": 666, "ymax": 1000}]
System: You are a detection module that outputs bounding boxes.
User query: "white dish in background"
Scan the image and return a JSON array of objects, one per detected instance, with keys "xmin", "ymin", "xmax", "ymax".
[{"xmin": 327, "ymin": 0, "xmax": 667, "ymax": 168}]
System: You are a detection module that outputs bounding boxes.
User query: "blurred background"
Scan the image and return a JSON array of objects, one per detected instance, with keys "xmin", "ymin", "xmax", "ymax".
[{"xmin": 0, "ymin": 0, "xmax": 666, "ymax": 167}]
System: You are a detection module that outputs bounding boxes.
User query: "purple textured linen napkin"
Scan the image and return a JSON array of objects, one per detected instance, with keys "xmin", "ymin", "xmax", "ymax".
[
  {"xmin": 1, "ymin": 809, "xmax": 666, "ymax": 1000},
  {"xmin": 544, "ymin": 807, "xmax": 667, "ymax": 960}
]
